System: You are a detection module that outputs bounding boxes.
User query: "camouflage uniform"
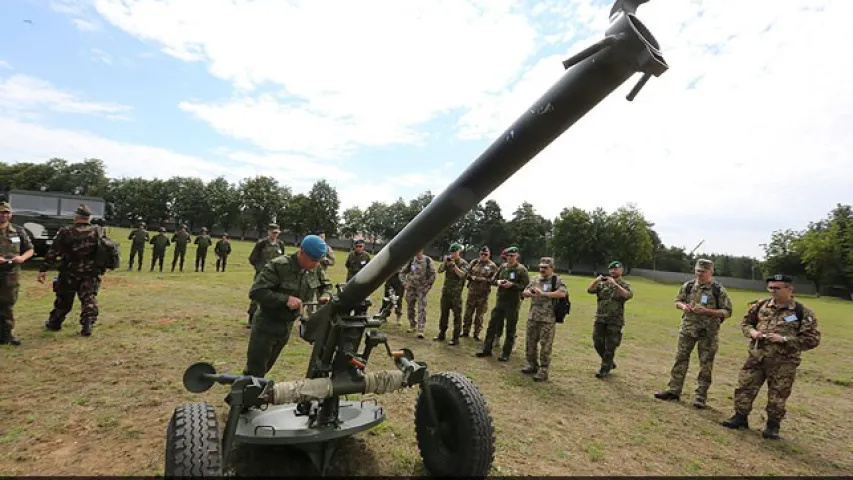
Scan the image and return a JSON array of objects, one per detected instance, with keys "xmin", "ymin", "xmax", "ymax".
[
  {"xmin": 345, "ymin": 244, "xmax": 371, "ymax": 281},
  {"xmin": 383, "ymin": 266, "xmax": 405, "ymax": 323},
  {"xmin": 723, "ymin": 279, "xmax": 821, "ymax": 437},
  {"xmin": 247, "ymin": 230, "xmax": 287, "ymax": 326},
  {"xmin": 400, "ymin": 254, "xmax": 436, "ymax": 336},
  {"xmin": 127, "ymin": 224, "xmax": 148, "ymax": 271},
  {"xmin": 320, "ymin": 244, "xmax": 335, "ymax": 271},
  {"xmin": 0, "ymin": 207, "xmax": 34, "ymax": 346},
  {"xmin": 149, "ymin": 229, "xmax": 171, "ymax": 272},
  {"xmin": 193, "ymin": 229, "xmax": 212, "ymax": 272},
  {"xmin": 41, "ymin": 205, "xmax": 104, "ymax": 336},
  {"xmin": 462, "ymin": 248, "xmax": 497, "ymax": 339},
  {"xmin": 660, "ymin": 273, "xmax": 733, "ymax": 405},
  {"xmin": 435, "ymin": 246, "xmax": 469, "ymax": 344},
  {"xmin": 171, "ymin": 227, "xmax": 190, "ymax": 272},
  {"xmin": 215, "ymin": 237, "xmax": 232, "ymax": 272},
  {"xmin": 588, "ymin": 270, "xmax": 634, "ymax": 374},
  {"xmin": 522, "ymin": 258, "xmax": 567, "ymax": 381},
  {"xmin": 477, "ymin": 251, "xmax": 529, "ymax": 360},
  {"xmin": 244, "ymin": 252, "xmax": 333, "ymax": 377}
]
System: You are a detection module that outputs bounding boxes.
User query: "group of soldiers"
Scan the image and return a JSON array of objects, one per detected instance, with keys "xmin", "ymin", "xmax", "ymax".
[
  {"xmin": 125, "ymin": 222, "xmax": 232, "ymax": 273},
  {"xmin": 0, "ymin": 199, "xmax": 825, "ymax": 441},
  {"xmin": 0, "ymin": 201, "xmax": 110, "ymax": 343}
]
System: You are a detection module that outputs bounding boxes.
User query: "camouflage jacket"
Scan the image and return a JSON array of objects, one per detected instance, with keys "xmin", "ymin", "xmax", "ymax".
[
  {"xmin": 400, "ymin": 255, "xmax": 436, "ymax": 289},
  {"xmin": 249, "ymin": 237, "xmax": 287, "ymax": 273},
  {"xmin": 320, "ymin": 244, "xmax": 335, "ymax": 269},
  {"xmin": 150, "ymin": 233, "xmax": 171, "ymax": 253},
  {"xmin": 675, "ymin": 279, "xmax": 733, "ymax": 325},
  {"xmin": 215, "ymin": 239, "xmax": 231, "ymax": 256},
  {"xmin": 0, "ymin": 222, "xmax": 33, "ymax": 287},
  {"xmin": 437, "ymin": 257, "xmax": 469, "ymax": 295},
  {"xmin": 171, "ymin": 231, "xmax": 190, "ymax": 251},
  {"xmin": 40, "ymin": 222, "xmax": 101, "ymax": 278},
  {"xmin": 466, "ymin": 258, "xmax": 497, "ymax": 294},
  {"xmin": 194, "ymin": 234, "xmax": 212, "ymax": 250},
  {"xmin": 128, "ymin": 228, "xmax": 148, "ymax": 246},
  {"xmin": 741, "ymin": 297, "xmax": 821, "ymax": 361},
  {"xmin": 249, "ymin": 252, "xmax": 333, "ymax": 336},
  {"xmin": 525, "ymin": 273, "xmax": 568, "ymax": 323},
  {"xmin": 345, "ymin": 251, "xmax": 371, "ymax": 277},
  {"xmin": 492, "ymin": 263, "xmax": 529, "ymax": 304},
  {"xmin": 588, "ymin": 277, "xmax": 634, "ymax": 325}
]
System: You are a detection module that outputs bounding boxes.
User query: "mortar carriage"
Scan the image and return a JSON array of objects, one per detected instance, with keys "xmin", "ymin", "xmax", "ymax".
[{"xmin": 163, "ymin": 0, "xmax": 667, "ymax": 475}]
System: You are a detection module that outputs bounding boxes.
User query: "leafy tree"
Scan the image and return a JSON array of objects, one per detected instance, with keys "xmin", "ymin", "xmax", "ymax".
[
  {"xmin": 552, "ymin": 206, "xmax": 592, "ymax": 270},
  {"xmin": 240, "ymin": 176, "xmax": 288, "ymax": 236},
  {"xmin": 306, "ymin": 179, "xmax": 340, "ymax": 236},
  {"xmin": 340, "ymin": 206, "xmax": 365, "ymax": 240}
]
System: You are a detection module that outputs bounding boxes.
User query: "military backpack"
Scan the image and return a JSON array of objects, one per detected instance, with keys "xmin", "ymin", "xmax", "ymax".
[
  {"xmin": 551, "ymin": 275, "xmax": 571, "ymax": 323},
  {"xmin": 94, "ymin": 229, "xmax": 121, "ymax": 271}
]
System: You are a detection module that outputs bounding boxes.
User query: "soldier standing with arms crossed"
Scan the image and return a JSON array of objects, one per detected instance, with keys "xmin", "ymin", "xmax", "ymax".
[
  {"xmin": 243, "ymin": 235, "xmax": 332, "ymax": 377},
  {"xmin": 721, "ymin": 274, "xmax": 821, "ymax": 440},
  {"xmin": 127, "ymin": 222, "xmax": 148, "ymax": 271},
  {"xmin": 586, "ymin": 260, "xmax": 634, "ymax": 378},
  {"xmin": 194, "ymin": 227, "xmax": 212, "ymax": 272},
  {"xmin": 476, "ymin": 246, "xmax": 529, "ymax": 361},
  {"xmin": 462, "ymin": 246, "xmax": 497, "ymax": 341},
  {"xmin": 247, "ymin": 224, "xmax": 287, "ymax": 328},
  {"xmin": 434, "ymin": 243, "xmax": 469, "ymax": 345},
  {"xmin": 149, "ymin": 227, "xmax": 171, "ymax": 272},
  {"xmin": 401, "ymin": 249, "xmax": 436, "ymax": 339},
  {"xmin": 215, "ymin": 234, "xmax": 231, "ymax": 272},
  {"xmin": 655, "ymin": 259, "xmax": 733, "ymax": 409},
  {"xmin": 0, "ymin": 201, "xmax": 34, "ymax": 346},
  {"xmin": 345, "ymin": 239, "xmax": 371, "ymax": 281},
  {"xmin": 171, "ymin": 224, "xmax": 190, "ymax": 272},
  {"xmin": 38, "ymin": 205, "xmax": 103, "ymax": 337},
  {"xmin": 521, "ymin": 257, "xmax": 567, "ymax": 382}
]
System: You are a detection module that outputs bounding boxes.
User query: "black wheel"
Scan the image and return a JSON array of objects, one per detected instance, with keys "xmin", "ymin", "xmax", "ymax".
[
  {"xmin": 164, "ymin": 402, "xmax": 224, "ymax": 477},
  {"xmin": 414, "ymin": 372, "xmax": 495, "ymax": 476}
]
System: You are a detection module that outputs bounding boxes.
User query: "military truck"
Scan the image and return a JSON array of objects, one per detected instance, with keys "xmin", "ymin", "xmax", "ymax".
[{"xmin": 4, "ymin": 189, "xmax": 106, "ymax": 257}]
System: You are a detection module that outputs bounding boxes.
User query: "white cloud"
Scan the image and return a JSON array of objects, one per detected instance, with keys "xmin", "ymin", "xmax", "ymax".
[
  {"xmin": 90, "ymin": 48, "xmax": 112, "ymax": 65},
  {"xmin": 0, "ymin": 60, "xmax": 11, "ymax": 70},
  {"xmin": 72, "ymin": 17, "xmax": 100, "ymax": 31},
  {"xmin": 92, "ymin": 0, "xmax": 541, "ymax": 156},
  {"xmin": 0, "ymin": 73, "xmax": 131, "ymax": 119}
]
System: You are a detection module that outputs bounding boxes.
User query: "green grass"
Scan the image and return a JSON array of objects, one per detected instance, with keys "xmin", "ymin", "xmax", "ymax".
[{"xmin": 0, "ymin": 226, "xmax": 851, "ymax": 476}]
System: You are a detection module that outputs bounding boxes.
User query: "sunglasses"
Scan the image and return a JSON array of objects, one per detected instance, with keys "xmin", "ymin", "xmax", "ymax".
[{"xmin": 768, "ymin": 286, "xmax": 788, "ymax": 291}]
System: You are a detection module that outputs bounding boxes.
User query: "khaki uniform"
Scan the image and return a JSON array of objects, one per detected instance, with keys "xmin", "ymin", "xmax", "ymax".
[
  {"xmin": 463, "ymin": 257, "xmax": 497, "ymax": 338},
  {"xmin": 244, "ymin": 253, "xmax": 333, "ymax": 377},
  {"xmin": 0, "ymin": 223, "xmax": 32, "ymax": 342},
  {"xmin": 524, "ymin": 273, "xmax": 567, "ymax": 380},
  {"xmin": 400, "ymin": 255, "xmax": 436, "ymax": 334}
]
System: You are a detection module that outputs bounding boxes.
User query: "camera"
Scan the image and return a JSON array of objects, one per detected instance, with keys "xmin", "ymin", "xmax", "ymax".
[{"xmin": 445, "ymin": 255, "xmax": 453, "ymax": 262}]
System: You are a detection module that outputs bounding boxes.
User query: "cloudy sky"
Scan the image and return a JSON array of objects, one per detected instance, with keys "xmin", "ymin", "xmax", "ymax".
[{"xmin": 1, "ymin": 0, "xmax": 850, "ymax": 259}]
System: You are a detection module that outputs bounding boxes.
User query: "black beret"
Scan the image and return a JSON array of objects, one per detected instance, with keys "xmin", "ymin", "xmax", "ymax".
[{"xmin": 766, "ymin": 274, "xmax": 793, "ymax": 283}]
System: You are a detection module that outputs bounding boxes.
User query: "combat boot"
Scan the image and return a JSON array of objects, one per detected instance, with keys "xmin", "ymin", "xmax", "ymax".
[
  {"xmin": 0, "ymin": 324, "xmax": 21, "ymax": 346},
  {"xmin": 762, "ymin": 419, "xmax": 781, "ymax": 439},
  {"xmin": 44, "ymin": 319, "xmax": 62, "ymax": 331},
  {"xmin": 395, "ymin": 312, "xmax": 402, "ymax": 325},
  {"xmin": 533, "ymin": 369, "xmax": 548, "ymax": 382},
  {"xmin": 521, "ymin": 365, "xmax": 537, "ymax": 374},
  {"xmin": 80, "ymin": 320, "xmax": 93, "ymax": 337},
  {"xmin": 693, "ymin": 397, "xmax": 707, "ymax": 409},
  {"xmin": 721, "ymin": 413, "xmax": 750, "ymax": 429},
  {"xmin": 654, "ymin": 391, "xmax": 680, "ymax": 401}
]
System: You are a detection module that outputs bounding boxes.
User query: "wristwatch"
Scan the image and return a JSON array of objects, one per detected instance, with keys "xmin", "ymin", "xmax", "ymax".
[{"xmin": 783, "ymin": 336, "xmax": 789, "ymax": 342}]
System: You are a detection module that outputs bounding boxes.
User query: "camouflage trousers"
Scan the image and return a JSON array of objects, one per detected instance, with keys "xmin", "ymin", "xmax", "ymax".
[
  {"xmin": 463, "ymin": 290, "xmax": 490, "ymax": 337},
  {"xmin": 438, "ymin": 290, "xmax": 463, "ymax": 339},
  {"xmin": 526, "ymin": 320, "xmax": 556, "ymax": 372},
  {"xmin": 150, "ymin": 251, "xmax": 166, "ymax": 272},
  {"xmin": 216, "ymin": 255, "xmax": 228, "ymax": 272},
  {"xmin": 243, "ymin": 320, "xmax": 294, "ymax": 378},
  {"xmin": 666, "ymin": 319, "xmax": 720, "ymax": 399},
  {"xmin": 734, "ymin": 354, "xmax": 800, "ymax": 421},
  {"xmin": 46, "ymin": 273, "xmax": 101, "ymax": 328},
  {"xmin": 592, "ymin": 321, "xmax": 623, "ymax": 368},
  {"xmin": 383, "ymin": 277, "xmax": 404, "ymax": 316},
  {"xmin": 195, "ymin": 249, "xmax": 208, "ymax": 271},
  {"xmin": 172, "ymin": 248, "xmax": 186, "ymax": 272},
  {"xmin": 0, "ymin": 284, "xmax": 19, "ymax": 329},
  {"xmin": 405, "ymin": 285, "xmax": 430, "ymax": 332},
  {"xmin": 482, "ymin": 300, "xmax": 520, "ymax": 356},
  {"xmin": 128, "ymin": 245, "xmax": 145, "ymax": 270}
]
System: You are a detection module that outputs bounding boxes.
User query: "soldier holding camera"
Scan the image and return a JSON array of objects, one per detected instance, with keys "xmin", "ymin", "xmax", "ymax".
[
  {"xmin": 586, "ymin": 260, "xmax": 634, "ymax": 378},
  {"xmin": 434, "ymin": 243, "xmax": 469, "ymax": 345},
  {"xmin": 0, "ymin": 201, "xmax": 34, "ymax": 346},
  {"xmin": 462, "ymin": 245, "xmax": 497, "ymax": 340},
  {"xmin": 520, "ymin": 257, "xmax": 567, "ymax": 382},
  {"xmin": 721, "ymin": 274, "xmax": 821, "ymax": 440},
  {"xmin": 476, "ymin": 246, "xmax": 529, "ymax": 361},
  {"xmin": 401, "ymin": 249, "xmax": 436, "ymax": 338}
]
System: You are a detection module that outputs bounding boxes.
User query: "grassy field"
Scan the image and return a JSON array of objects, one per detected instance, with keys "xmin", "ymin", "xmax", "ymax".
[{"xmin": 1, "ymin": 227, "xmax": 851, "ymax": 476}]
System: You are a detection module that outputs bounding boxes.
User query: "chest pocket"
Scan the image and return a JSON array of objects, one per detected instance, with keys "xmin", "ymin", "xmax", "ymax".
[{"xmin": 305, "ymin": 275, "xmax": 320, "ymax": 290}]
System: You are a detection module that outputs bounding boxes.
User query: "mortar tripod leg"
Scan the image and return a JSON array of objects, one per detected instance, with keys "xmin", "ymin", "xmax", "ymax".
[{"xmin": 303, "ymin": 440, "xmax": 338, "ymax": 476}]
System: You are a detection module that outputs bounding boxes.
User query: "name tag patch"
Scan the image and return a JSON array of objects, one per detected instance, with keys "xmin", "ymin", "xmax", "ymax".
[
  {"xmin": 783, "ymin": 314, "xmax": 798, "ymax": 322},
  {"xmin": 509, "ymin": 272, "xmax": 516, "ymax": 280},
  {"xmin": 700, "ymin": 295, "xmax": 708, "ymax": 304},
  {"xmin": 10, "ymin": 237, "xmax": 20, "ymax": 244}
]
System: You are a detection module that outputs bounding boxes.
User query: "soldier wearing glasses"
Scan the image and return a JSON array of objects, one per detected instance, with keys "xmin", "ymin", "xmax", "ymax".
[{"xmin": 721, "ymin": 274, "xmax": 821, "ymax": 440}]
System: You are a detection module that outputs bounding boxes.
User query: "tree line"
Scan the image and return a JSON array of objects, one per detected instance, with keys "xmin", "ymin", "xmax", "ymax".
[{"xmin": 1, "ymin": 158, "xmax": 851, "ymax": 293}]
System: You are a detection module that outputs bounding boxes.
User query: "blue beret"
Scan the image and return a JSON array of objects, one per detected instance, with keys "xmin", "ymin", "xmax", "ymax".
[{"xmin": 301, "ymin": 234, "xmax": 327, "ymax": 260}]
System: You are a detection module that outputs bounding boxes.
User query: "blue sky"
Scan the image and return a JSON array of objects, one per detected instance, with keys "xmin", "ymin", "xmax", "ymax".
[{"xmin": 1, "ymin": 0, "xmax": 852, "ymax": 259}]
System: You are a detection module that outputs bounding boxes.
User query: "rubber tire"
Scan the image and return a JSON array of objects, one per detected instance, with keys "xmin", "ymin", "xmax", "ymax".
[
  {"xmin": 414, "ymin": 372, "xmax": 495, "ymax": 476},
  {"xmin": 164, "ymin": 402, "xmax": 224, "ymax": 477}
]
